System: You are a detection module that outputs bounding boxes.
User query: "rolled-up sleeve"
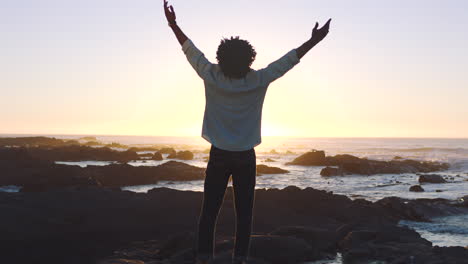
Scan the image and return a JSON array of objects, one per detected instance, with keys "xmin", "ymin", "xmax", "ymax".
[
  {"xmin": 182, "ymin": 39, "xmax": 213, "ymax": 79},
  {"xmin": 257, "ymin": 50, "xmax": 300, "ymax": 86}
]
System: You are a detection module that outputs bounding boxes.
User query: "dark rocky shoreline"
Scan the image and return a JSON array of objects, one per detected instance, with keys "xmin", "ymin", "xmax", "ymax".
[
  {"xmin": 1, "ymin": 137, "xmax": 466, "ymax": 263},
  {"xmin": 1, "ymin": 186, "xmax": 467, "ymax": 264}
]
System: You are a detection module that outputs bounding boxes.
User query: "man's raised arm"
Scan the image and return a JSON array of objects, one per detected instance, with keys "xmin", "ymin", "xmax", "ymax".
[
  {"xmin": 163, "ymin": 0, "xmax": 213, "ymax": 79},
  {"xmin": 296, "ymin": 19, "xmax": 332, "ymax": 59},
  {"xmin": 164, "ymin": 0, "xmax": 187, "ymax": 46},
  {"xmin": 257, "ymin": 19, "xmax": 331, "ymax": 85}
]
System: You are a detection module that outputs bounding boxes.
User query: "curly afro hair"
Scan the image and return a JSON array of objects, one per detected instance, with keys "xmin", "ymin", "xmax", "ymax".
[{"xmin": 216, "ymin": 36, "xmax": 257, "ymax": 79}]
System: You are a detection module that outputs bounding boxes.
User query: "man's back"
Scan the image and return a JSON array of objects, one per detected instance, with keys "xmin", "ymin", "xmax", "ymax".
[{"xmin": 182, "ymin": 39, "xmax": 300, "ymax": 151}]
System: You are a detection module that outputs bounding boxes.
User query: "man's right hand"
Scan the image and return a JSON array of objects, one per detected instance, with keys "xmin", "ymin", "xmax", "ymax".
[
  {"xmin": 311, "ymin": 19, "xmax": 332, "ymax": 44},
  {"xmin": 164, "ymin": 0, "xmax": 177, "ymax": 25}
]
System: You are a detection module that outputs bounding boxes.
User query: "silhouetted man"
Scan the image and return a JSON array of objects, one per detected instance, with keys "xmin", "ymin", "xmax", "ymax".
[{"xmin": 163, "ymin": 1, "xmax": 331, "ymax": 263}]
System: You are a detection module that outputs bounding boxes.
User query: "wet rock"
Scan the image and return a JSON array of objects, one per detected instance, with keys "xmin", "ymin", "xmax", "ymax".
[
  {"xmin": 159, "ymin": 148, "xmax": 176, "ymax": 156},
  {"xmin": 105, "ymin": 142, "xmax": 129, "ymax": 149},
  {"xmin": 256, "ymin": 165, "xmax": 289, "ymax": 175},
  {"xmin": 409, "ymin": 185, "xmax": 425, "ymax": 192},
  {"xmin": 8, "ymin": 145, "xmax": 139, "ymax": 163},
  {"xmin": 138, "ymin": 153, "xmax": 153, "ymax": 158},
  {"xmin": 320, "ymin": 166, "xmax": 343, "ymax": 177},
  {"xmin": 0, "ymin": 150, "xmax": 205, "ymax": 189},
  {"xmin": 128, "ymin": 146, "xmax": 161, "ymax": 152},
  {"xmin": 461, "ymin": 196, "xmax": 468, "ymax": 207},
  {"xmin": 83, "ymin": 141, "xmax": 102, "ymax": 146},
  {"xmin": 151, "ymin": 152, "xmax": 163, "ymax": 161},
  {"xmin": 418, "ymin": 174, "xmax": 447, "ymax": 184},
  {"xmin": 287, "ymin": 151, "xmax": 449, "ymax": 176},
  {"xmin": 286, "ymin": 150, "xmax": 326, "ymax": 166},
  {"xmin": 174, "ymin": 151, "xmax": 194, "ymax": 161}
]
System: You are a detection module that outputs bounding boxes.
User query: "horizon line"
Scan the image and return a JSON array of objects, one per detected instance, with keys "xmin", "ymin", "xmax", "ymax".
[{"xmin": 1, "ymin": 133, "xmax": 467, "ymax": 140}]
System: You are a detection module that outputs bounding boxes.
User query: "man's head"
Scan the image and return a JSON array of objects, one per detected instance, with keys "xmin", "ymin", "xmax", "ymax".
[{"xmin": 216, "ymin": 36, "xmax": 257, "ymax": 79}]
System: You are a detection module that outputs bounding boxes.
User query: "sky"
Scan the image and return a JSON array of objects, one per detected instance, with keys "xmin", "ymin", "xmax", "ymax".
[{"xmin": 1, "ymin": 0, "xmax": 467, "ymax": 138}]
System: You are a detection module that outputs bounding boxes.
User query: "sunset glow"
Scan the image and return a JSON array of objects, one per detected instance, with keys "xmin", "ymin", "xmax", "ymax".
[{"xmin": 1, "ymin": 0, "xmax": 467, "ymax": 138}]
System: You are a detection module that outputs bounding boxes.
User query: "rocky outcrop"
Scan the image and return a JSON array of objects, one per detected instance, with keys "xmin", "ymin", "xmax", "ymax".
[
  {"xmin": 286, "ymin": 150, "xmax": 326, "ymax": 166},
  {"xmin": 256, "ymin": 165, "xmax": 289, "ymax": 175},
  {"xmin": 0, "ymin": 148, "xmax": 205, "ymax": 189},
  {"xmin": 159, "ymin": 148, "xmax": 177, "ymax": 156},
  {"xmin": 287, "ymin": 151, "xmax": 449, "ymax": 176},
  {"xmin": 4, "ymin": 146, "xmax": 139, "ymax": 163},
  {"xmin": 1, "ymin": 187, "xmax": 466, "ymax": 264},
  {"xmin": 128, "ymin": 146, "xmax": 161, "ymax": 152},
  {"xmin": 0, "ymin": 136, "xmax": 79, "ymax": 147},
  {"xmin": 173, "ymin": 151, "xmax": 194, "ymax": 160},
  {"xmin": 419, "ymin": 174, "xmax": 447, "ymax": 184},
  {"xmin": 410, "ymin": 185, "xmax": 425, "ymax": 192},
  {"xmin": 320, "ymin": 166, "xmax": 343, "ymax": 177},
  {"xmin": 151, "ymin": 152, "xmax": 163, "ymax": 161}
]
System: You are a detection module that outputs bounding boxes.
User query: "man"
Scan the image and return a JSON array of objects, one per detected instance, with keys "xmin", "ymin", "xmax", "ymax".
[{"xmin": 163, "ymin": 1, "xmax": 331, "ymax": 263}]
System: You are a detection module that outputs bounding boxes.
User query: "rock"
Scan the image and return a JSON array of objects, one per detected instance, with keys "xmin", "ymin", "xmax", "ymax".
[
  {"xmin": 264, "ymin": 158, "xmax": 276, "ymax": 162},
  {"xmin": 8, "ymin": 145, "xmax": 139, "ymax": 163},
  {"xmin": 159, "ymin": 148, "xmax": 176, "ymax": 156},
  {"xmin": 2, "ymin": 186, "xmax": 468, "ymax": 264},
  {"xmin": 393, "ymin": 156, "xmax": 404, "ymax": 160},
  {"xmin": 128, "ymin": 146, "xmax": 161, "ymax": 152},
  {"xmin": 105, "ymin": 142, "xmax": 129, "ymax": 149},
  {"xmin": 269, "ymin": 149, "xmax": 279, "ymax": 154},
  {"xmin": 83, "ymin": 141, "xmax": 102, "ymax": 146},
  {"xmin": 339, "ymin": 225, "xmax": 432, "ymax": 264},
  {"xmin": 409, "ymin": 185, "xmax": 424, "ymax": 192},
  {"xmin": 0, "ymin": 136, "xmax": 79, "ymax": 147},
  {"xmin": 151, "ymin": 152, "xmax": 163, "ymax": 161},
  {"xmin": 247, "ymin": 235, "xmax": 314, "ymax": 263},
  {"xmin": 175, "ymin": 151, "xmax": 194, "ymax": 161},
  {"xmin": 286, "ymin": 150, "xmax": 326, "ymax": 166},
  {"xmin": 287, "ymin": 151, "xmax": 449, "ymax": 176},
  {"xmin": 418, "ymin": 174, "xmax": 447, "ymax": 184},
  {"xmin": 269, "ymin": 226, "xmax": 337, "ymax": 256},
  {"xmin": 256, "ymin": 165, "xmax": 289, "ymax": 175},
  {"xmin": 97, "ymin": 259, "xmax": 145, "ymax": 264},
  {"xmin": 0, "ymin": 149, "xmax": 205, "ymax": 189},
  {"xmin": 137, "ymin": 153, "xmax": 153, "ymax": 158},
  {"xmin": 157, "ymin": 232, "xmax": 195, "ymax": 259},
  {"xmin": 320, "ymin": 166, "xmax": 343, "ymax": 177}
]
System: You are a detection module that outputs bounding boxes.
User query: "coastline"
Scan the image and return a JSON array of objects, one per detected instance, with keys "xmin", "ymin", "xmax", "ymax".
[{"xmin": 1, "ymin": 136, "xmax": 467, "ymax": 263}]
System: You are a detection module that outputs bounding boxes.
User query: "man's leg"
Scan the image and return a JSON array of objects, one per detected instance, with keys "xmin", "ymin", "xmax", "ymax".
[
  {"xmin": 231, "ymin": 149, "xmax": 256, "ymax": 262},
  {"xmin": 196, "ymin": 147, "xmax": 231, "ymax": 261}
]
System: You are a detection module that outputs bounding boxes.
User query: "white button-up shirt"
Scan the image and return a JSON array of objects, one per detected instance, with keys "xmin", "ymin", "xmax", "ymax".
[{"xmin": 182, "ymin": 39, "xmax": 300, "ymax": 151}]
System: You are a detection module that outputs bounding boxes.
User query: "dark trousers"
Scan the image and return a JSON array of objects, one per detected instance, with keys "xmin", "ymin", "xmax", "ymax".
[{"xmin": 196, "ymin": 145, "xmax": 256, "ymax": 260}]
